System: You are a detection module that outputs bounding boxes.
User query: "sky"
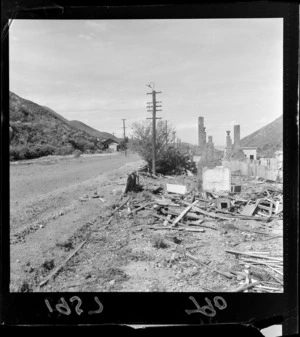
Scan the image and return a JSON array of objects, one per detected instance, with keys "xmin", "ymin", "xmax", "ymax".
[{"xmin": 9, "ymin": 19, "xmax": 283, "ymax": 146}]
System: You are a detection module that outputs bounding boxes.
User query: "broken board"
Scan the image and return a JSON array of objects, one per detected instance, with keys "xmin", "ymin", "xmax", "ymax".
[
  {"xmin": 166, "ymin": 183, "xmax": 187, "ymax": 195},
  {"xmin": 240, "ymin": 204, "xmax": 258, "ymax": 216}
]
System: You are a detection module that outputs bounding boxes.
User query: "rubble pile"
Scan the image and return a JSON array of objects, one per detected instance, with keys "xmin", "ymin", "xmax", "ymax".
[{"xmin": 104, "ymin": 166, "xmax": 283, "ymax": 292}]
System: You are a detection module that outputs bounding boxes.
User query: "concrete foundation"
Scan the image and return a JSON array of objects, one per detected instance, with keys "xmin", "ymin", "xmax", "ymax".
[{"xmin": 202, "ymin": 166, "xmax": 231, "ymax": 192}]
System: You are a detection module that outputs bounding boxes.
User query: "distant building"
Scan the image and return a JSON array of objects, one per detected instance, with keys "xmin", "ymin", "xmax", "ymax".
[
  {"xmin": 102, "ymin": 138, "xmax": 120, "ymax": 151},
  {"xmin": 241, "ymin": 147, "xmax": 257, "ymax": 160}
]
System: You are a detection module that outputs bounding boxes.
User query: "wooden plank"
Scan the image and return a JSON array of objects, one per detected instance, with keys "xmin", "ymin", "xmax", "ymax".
[
  {"xmin": 186, "ymin": 253, "xmax": 233, "ymax": 279},
  {"xmin": 39, "ymin": 240, "xmax": 87, "ymax": 287},
  {"xmin": 149, "ymin": 226, "xmax": 205, "ymax": 233},
  {"xmin": 184, "ymin": 227, "xmax": 205, "ymax": 233},
  {"xmin": 275, "ymin": 204, "xmax": 283, "ymax": 215},
  {"xmin": 166, "ymin": 183, "xmax": 188, "ymax": 195},
  {"xmin": 230, "ymin": 224, "xmax": 276, "ymax": 236},
  {"xmin": 189, "ymin": 223, "xmax": 218, "ymax": 231},
  {"xmin": 181, "ymin": 201, "xmax": 230, "ymax": 220},
  {"xmin": 127, "ymin": 202, "xmax": 152, "ymax": 216},
  {"xmin": 183, "ymin": 201, "xmax": 273, "ymax": 222},
  {"xmin": 153, "ymin": 214, "xmax": 173, "ymax": 224},
  {"xmin": 232, "ymin": 281, "xmax": 260, "ymax": 292},
  {"xmin": 266, "ymin": 264, "xmax": 283, "ymax": 276},
  {"xmin": 185, "ymin": 252, "xmax": 206, "ymax": 266},
  {"xmin": 161, "ymin": 208, "xmax": 205, "ymax": 220},
  {"xmin": 172, "ymin": 200, "xmax": 199, "ymax": 227},
  {"xmin": 106, "ymin": 196, "xmax": 132, "ymax": 225},
  {"xmin": 188, "ymin": 219, "xmax": 205, "ymax": 225},
  {"xmin": 216, "ymin": 210, "xmax": 273, "ymax": 222},
  {"xmin": 240, "ymin": 204, "xmax": 258, "ymax": 216},
  {"xmin": 240, "ymin": 258, "xmax": 283, "ymax": 266},
  {"xmin": 154, "ymin": 199, "xmax": 181, "ymax": 207},
  {"xmin": 225, "ymin": 249, "xmax": 283, "ymax": 261},
  {"xmin": 163, "ymin": 214, "xmax": 172, "ymax": 226}
]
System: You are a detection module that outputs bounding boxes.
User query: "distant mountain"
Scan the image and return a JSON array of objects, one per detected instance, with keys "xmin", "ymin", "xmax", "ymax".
[
  {"xmin": 69, "ymin": 120, "xmax": 119, "ymax": 142},
  {"xmin": 9, "ymin": 92, "xmax": 109, "ymax": 160},
  {"xmin": 240, "ymin": 115, "xmax": 283, "ymax": 157}
]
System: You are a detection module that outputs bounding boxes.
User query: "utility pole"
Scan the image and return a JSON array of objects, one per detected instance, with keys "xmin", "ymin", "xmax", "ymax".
[
  {"xmin": 146, "ymin": 83, "xmax": 162, "ymax": 175},
  {"xmin": 165, "ymin": 120, "xmax": 168, "ymax": 145},
  {"xmin": 121, "ymin": 119, "xmax": 127, "ymax": 157}
]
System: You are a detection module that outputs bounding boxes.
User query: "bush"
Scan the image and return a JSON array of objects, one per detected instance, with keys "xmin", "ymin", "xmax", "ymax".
[
  {"xmin": 57, "ymin": 145, "xmax": 74, "ymax": 156},
  {"xmin": 73, "ymin": 149, "xmax": 82, "ymax": 158},
  {"xmin": 131, "ymin": 120, "xmax": 196, "ymax": 175},
  {"xmin": 156, "ymin": 146, "xmax": 197, "ymax": 175},
  {"xmin": 10, "ymin": 144, "xmax": 56, "ymax": 160}
]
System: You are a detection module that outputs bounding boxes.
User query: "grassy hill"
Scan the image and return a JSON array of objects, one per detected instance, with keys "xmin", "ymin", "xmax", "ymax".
[
  {"xmin": 240, "ymin": 115, "xmax": 283, "ymax": 157},
  {"xmin": 9, "ymin": 92, "xmax": 107, "ymax": 160},
  {"xmin": 69, "ymin": 120, "xmax": 119, "ymax": 142}
]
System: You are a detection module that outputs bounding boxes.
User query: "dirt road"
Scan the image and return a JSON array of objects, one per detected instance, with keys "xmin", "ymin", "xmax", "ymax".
[{"xmin": 10, "ymin": 151, "xmax": 144, "ymax": 291}]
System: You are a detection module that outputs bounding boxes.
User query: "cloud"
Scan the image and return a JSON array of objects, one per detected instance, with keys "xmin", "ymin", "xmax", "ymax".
[{"xmin": 78, "ymin": 33, "xmax": 94, "ymax": 41}]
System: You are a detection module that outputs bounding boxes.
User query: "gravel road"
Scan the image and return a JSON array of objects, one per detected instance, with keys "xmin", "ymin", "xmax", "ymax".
[{"xmin": 10, "ymin": 151, "xmax": 144, "ymax": 291}]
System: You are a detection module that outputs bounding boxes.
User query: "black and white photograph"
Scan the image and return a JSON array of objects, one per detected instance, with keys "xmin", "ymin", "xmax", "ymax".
[{"xmin": 8, "ymin": 17, "xmax": 285, "ymax": 295}]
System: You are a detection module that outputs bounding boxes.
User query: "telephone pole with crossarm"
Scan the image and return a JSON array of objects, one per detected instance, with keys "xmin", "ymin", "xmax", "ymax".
[{"xmin": 146, "ymin": 83, "xmax": 162, "ymax": 175}]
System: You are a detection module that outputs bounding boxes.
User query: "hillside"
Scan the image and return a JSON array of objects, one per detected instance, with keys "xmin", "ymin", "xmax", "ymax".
[
  {"xmin": 42, "ymin": 106, "xmax": 70, "ymax": 125},
  {"xmin": 9, "ymin": 92, "xmax": 104, "ymax": 160},
  {"xmin": 69, "ymin": 120, "xmax": 119, "ymax": 142},
  {"xmin": 240, "ymin": 115, "xmax": 283, "ymax": 157}
]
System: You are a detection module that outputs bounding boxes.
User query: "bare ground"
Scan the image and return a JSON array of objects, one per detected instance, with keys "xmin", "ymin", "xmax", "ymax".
[{"xmin": 10, "ymin": 152, "xmax": 283, "ymax": 293}]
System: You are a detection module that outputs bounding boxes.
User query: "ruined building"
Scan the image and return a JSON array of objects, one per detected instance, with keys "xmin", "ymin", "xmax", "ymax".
[
  {"xmin": 233, "ymin": 125, "xmax": 241, "ymax": 151},
  {"xmin": 198, "ymin": 117, "xmax": 206, "ymax": 155},
  {"xmin": 226, "ymin": 131, "xmax": 232, "ymax": 151},
  {"xmin": 197, "ymin": 116, "xmax": 215, "ymax": 163},
  {"xmin": 224, "ymin": 124, "xmax": 250, "ymax": 160},
  {"xmin": 197, "ymin": 117, "xmax": 219, "ymax": 190}
]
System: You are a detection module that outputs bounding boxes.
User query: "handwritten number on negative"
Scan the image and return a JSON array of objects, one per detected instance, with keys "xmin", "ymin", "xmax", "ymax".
[
  {"xmin": 70, "ymin": 296, "xmax": 84, "ymax": 315},
  {"xmin": 56, "ymin": 297, "xmax": 72, "ymax": 315},
  {"xmin": 45, "ymin": 296, "xmax": 103, "ymax": 316},
  {"xmin": 186, "ymin": 296, "xmax": 227, "ymax": 317},
  {"xmin": 88, "ymin": 296, "xmax": 104, "ymax": 315}
]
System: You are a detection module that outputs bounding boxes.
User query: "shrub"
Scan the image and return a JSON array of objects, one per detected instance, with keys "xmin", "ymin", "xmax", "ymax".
[
  {"xmin": 131, "ymin": 120, "xmax": 196, "ymax": 175},
  {"xmin": 10, "ymin": 144, "xmax": 56, "ymax": 160},
  {"xmin": 57, "ymin": 145, "xmax": 74, "ymax": 156},
  {"xmin": 73, "ymin": 149, "xmax": 82, "ymax": 158},
  {"xmin": 156, "ymin": 146, "xmax": 197, "ymax": 175}
]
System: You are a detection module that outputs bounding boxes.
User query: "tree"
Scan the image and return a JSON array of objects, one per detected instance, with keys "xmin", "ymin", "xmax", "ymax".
[
  {"xmin": 131, "ymin": 120, "xmax": 175, "ymax": 164},
  {"xmin": 131, "ymin": 120, "xmax": 196, "ymax": 175}
]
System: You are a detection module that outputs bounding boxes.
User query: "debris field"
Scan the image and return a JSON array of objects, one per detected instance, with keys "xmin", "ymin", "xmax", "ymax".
[{"xmin": 31, "ymin": 164, "xmax": 283, "ymax": 293}]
